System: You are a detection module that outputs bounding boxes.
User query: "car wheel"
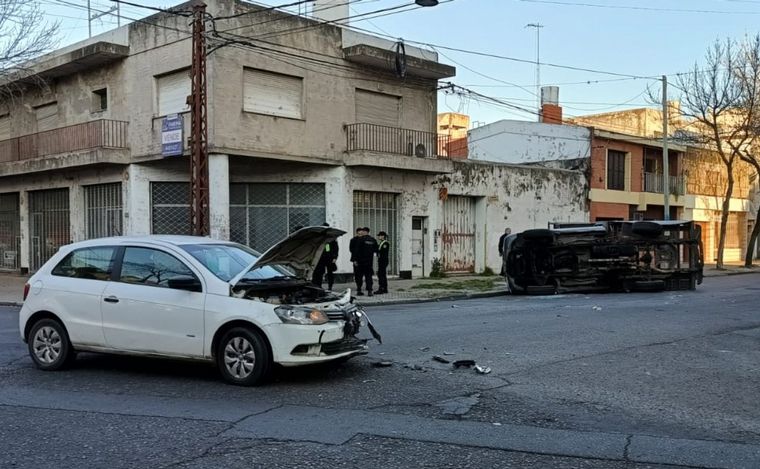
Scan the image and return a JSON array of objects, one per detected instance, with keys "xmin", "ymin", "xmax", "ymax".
[
  {"xmin": 216, "ymin": 327, "xmax": 271, "ymax": 386},
  {"xmin": 27, "ymin": 318, "xmax": 75, "ymax": 371}
]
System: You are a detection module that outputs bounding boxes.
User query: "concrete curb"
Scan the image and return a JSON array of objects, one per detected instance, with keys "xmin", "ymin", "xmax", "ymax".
[
  {"xmin": 356, "ymin": 289, "xmax": 508, "ymax": 307},
  {"xmin": 0, "ymin": 302, "xmax": 21, "ymax": 308},
  {"xmin": 703, "ymin": 269, "xmax": 760, "ymax": 278}
]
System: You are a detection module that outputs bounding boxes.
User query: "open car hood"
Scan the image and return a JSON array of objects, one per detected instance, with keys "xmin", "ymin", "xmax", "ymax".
[{"xmin": 229, "ymin": 226, "xmax": 345, "ymax": 287}]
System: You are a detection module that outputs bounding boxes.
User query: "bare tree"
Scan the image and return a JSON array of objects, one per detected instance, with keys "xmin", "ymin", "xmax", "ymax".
[
  {"xmin": 661, "ymin": 39, "xmax": 756, "ymax": 269},
  {"xmin": 733, "ymin": 35, "xmax": 760, "ymax": 267},
  {"xmin": 0, "ymin": 0, "xmax": 59, "ymax": 100}
]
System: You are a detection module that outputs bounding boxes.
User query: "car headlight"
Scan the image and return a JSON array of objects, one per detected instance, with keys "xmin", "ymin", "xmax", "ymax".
[{"xmin": 274, "ymin": 306, "xmax": 329, "ymax": 325}]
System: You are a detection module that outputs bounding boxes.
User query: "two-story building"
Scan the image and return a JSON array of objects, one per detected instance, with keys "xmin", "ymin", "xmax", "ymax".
[{"xmin": 0, "ymin": 0, "xmax": 589, "ymax": 276}]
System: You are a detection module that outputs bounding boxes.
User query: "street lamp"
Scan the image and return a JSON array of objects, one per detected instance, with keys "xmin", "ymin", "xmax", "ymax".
[{"xmin": 415, "ymin": 0, "xmax": 439, "ymax": 6}]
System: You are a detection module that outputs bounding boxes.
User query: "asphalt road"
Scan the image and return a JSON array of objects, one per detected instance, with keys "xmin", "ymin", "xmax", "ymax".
[{"xmin": 1, "ymin": 274, "xmax": 759, "ymax": 468}]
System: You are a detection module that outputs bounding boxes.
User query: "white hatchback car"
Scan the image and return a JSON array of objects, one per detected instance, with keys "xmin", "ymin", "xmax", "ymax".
[{"xmin": 19, "ymin": 226, "xmax": 380, "ymax": 386}]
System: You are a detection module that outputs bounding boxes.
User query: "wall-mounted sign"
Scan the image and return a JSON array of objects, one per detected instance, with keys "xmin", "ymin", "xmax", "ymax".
[{"xmin": 161, "ymin": 114, "xmax": 183, "ymax": 157}]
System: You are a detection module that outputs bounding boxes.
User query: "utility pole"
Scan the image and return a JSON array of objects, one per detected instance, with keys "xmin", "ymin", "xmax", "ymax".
[
  {"xmin": 88, "ymin": 1, "xmax": 121, "ymax": 38},
  {"xmin": 525, "ymin": 23, "xmax": 544, "ymax": 120},
  {"xmin": 189, "ymin": 3, "xmax": 209, "ymax": 236},
  {"xmin": 662, "ymin": 75, "xmax": 670, "ymax": 220}
]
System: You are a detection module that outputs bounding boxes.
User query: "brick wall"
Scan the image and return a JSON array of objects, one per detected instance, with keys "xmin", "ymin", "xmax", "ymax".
[
  {"xmin": 591, "ymin": 138, "xmax": 644, "ymax": 191},
  {"xmin": 590, "ymin": 202, "xmax": 630, "ymax": 221}
]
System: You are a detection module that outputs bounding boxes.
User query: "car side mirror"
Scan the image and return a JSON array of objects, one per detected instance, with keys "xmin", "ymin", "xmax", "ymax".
[{"xmin": 167, "ymin": 277, "xmax": 202, "ymax": 292}]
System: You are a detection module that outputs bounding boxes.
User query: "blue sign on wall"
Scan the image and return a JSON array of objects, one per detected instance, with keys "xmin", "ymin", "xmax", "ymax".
[{"xmin": 161, "ymin": 114, "xmax": 183, "ymax": 157}]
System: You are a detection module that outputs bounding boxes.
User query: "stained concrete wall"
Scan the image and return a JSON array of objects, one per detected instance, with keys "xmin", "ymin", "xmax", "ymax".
[{"xmin": 468, "ymin": 120, "xmax": 591, "ymax": 164}]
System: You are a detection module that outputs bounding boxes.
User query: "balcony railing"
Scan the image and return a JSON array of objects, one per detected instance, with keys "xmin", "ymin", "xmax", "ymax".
[
  {"xmin": 643, "ymin": 172, "xmax": 686, "ymax": 195},
  {"xmin": 345, "ymin": 122, "xmax": 467, "ymax": 159},
  {"xmin": 0, "ymin": 119, "xmax": 129, "ymax": 163}
]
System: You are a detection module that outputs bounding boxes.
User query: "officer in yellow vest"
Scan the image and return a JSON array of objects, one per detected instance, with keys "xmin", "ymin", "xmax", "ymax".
[{"xmin": 312, "ymin": 223, "xmax": 340, "ymax": 290}]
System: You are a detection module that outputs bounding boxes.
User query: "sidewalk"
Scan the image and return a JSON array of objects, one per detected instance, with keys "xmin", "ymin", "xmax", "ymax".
[{"xmin": 0, "ymin": 264, "xmax": 757, "ymax": 307}]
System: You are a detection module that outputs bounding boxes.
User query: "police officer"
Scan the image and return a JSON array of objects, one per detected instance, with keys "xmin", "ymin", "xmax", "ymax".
[
  {"xmin": 349, "ymin": 227, "xmax": 363, "ymax": 292},
  {"xmin": 353, "ymin": 227, "xmax": 378, "ymax": 296},
  {"xmin": 375, "ymin": 231, "xmax": 390, "ymax": 294},
  {"xmin": 312, "ymin": 223, "xmax": 339, "ymax": 290}
]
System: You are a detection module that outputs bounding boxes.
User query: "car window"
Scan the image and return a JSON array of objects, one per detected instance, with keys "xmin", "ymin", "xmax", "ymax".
[
  {"xmin": 119, "ymin": 247, "xmax": 198, "ymax": 289},
  {"xmin": 52, "ymin": 247, "xmax": 116, "ymax": 280}
]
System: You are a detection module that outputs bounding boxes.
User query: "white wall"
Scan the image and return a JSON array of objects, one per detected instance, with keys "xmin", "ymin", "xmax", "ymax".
[{"xmin": 469, "ymin": 120, "xmax": 591, "ymax": 164}]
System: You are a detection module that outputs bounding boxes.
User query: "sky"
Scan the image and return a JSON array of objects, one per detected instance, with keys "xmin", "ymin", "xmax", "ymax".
[{"xmin": 37, "ymin": 0, "xmax": 760, "ymax": 125}]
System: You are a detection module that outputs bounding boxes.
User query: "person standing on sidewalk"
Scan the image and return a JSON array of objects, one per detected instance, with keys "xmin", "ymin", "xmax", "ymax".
[
  {"xmin": 312, "ymin": 223, "xmax": 339, "ymax": 290},
  {"xmin": 375, "ymin": 231, "xmax": 390, "ymax": 295},
  {"xmin": 353, "ymin": 227, "xmax": 378, "ymax": 296},
  {"xmin": 349, "ymin": 227, "xmax": 363, "ymax": 293},
  {"xmin": 498, "ymin": 228, "xmax": 511, "ymax": 276}
]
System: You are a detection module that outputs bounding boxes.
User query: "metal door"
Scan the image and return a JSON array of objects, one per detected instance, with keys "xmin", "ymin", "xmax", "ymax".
[
  {"xmin": 411, "ymin": 216, "xmax": 426, "ymax": 277},
  {"xmin": 0, "ymin": 193, "xmax": 20, "ymax": 271},
  {"xmin": 353, "ymin": 191, "xmax": 398, "ymax": 275},
  {"xmin": 442, "ymin": 195, "xmax": 476, "ymax": 272},
  {"xmin": 29, "ymin": 188, "xmax": 70, "ymax": 272},
  {"xmin": 85, "ymin": 183, "xmax": 123, "ymax": 238}
]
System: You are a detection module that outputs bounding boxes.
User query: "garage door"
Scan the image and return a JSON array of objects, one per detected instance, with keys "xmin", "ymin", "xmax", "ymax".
[{"xmin": 442, "ymin": 195, "xmax": 476, "ymax": 272}]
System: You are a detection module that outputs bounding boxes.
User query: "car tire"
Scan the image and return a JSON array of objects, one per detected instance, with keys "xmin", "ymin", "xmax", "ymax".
[
  {"xmin": 216, "ymin": 327, "xmax": 271, "ymax": 386},
  {"xmin": 521, "ymin": 229, "xmax": 554, "ymax": 244},
  {"xmin": 27, "ymin": 318, "xmax": 75, "ymax": 371},
  {"xmin": 631, "ymin": 221, "xmax": 664, "ymax": 237}
]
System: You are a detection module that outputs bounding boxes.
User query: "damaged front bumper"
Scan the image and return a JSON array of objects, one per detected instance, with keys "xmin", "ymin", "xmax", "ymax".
[{"xmin": 269, "ymin": 289, "xmax": 381, "ymax": 367}]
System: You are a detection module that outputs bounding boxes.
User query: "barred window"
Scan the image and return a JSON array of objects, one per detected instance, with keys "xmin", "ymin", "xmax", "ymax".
[
  {"xmin": 85, "ymin": 183, "xmax": 122, "ymax": 239},
  {"xmin": 607, "ymin": 150, "xmax": 627, "ymax": 191},
  {"xmin": 151, "ymin": 182, "xmax": 190, "ymax": 235},
  {"xmin": 230, "ymin": 183, "xmax": 325, "ymax": 252}
]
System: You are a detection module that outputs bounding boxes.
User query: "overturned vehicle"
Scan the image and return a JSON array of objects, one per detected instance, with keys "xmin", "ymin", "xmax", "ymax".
[{"xmin": 503, "ymin": 220, "xmax": 704, "ymax": 295}]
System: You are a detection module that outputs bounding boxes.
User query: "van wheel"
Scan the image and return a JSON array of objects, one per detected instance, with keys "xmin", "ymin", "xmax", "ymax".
[
  {"xmin": 216, "ymin": 327, "xmax": 271, "ymax": 386},
  {"xmin": 27, "ymin": 318, "xmax": 75, "ymax": 371}
]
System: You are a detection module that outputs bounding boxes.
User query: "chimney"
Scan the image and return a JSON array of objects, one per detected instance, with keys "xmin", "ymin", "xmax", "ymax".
[
  {"xmin": 312, "ymin": 0, "xmax": 350, "ymax": 24},
  {"xmin": 540, "ymin": 86, "xmax": 562, "ymax": 124}
]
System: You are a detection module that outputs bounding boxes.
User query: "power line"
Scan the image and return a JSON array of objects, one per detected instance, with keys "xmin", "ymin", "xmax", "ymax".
[{"xmin": 519, "ymin": 0, "xmax": 760, "ymax": 15}]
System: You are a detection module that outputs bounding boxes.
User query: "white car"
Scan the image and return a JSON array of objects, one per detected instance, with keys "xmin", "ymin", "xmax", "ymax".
[{"xmin": 19, "ymin": 226, "xmax": 380, "ymax": 386}]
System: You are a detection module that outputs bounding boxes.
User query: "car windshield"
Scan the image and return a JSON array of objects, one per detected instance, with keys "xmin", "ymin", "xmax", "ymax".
[{"xmin": 180, "ymin": 243, "xmax": 295, "ymax": 282}]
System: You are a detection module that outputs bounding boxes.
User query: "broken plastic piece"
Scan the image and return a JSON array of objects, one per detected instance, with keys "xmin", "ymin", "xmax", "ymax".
[
  {"xmin": 453, "ymin": 359, "xmax": 476, "ymax": 368},
  {"xmin": 474, "ymin": 365, "xmax": 492, "ymax": 374},
  {"xmin": 419, "ymin": 346, "xmax": 431, "ymax": 352},
  {"xmin": 592, "ymin": 306, "xmax": 602, "ymax": 311},
  {"xmin": 443, "ymin": 351, "xmax": 455, "ymax": 356},
  {"xmin": 432, "ymin": 355, "xmax": 450, "ymax": 364},
  {"xmin": 372, "ymin": 361, "xmax": 393, "ymax": 367}
]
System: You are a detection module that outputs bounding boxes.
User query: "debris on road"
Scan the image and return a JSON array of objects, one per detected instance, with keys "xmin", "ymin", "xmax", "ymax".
[
  {"xmin": 372, "ymin": 361, "xmax": 393, "ymax": 368},
  {"xmin": 592, "ymin": 306, "xmax": 602, "ymax": 311},
  {"xmin": 452, "ymin": 359, "xmax": 476, "ymax": 368},
  {"xmin": 419, "ymin": 346, "xmax": 431, "ymax": 352},
  {"xmin": 443, "ymin": 351, "xmax": 455, "ymax": 356},
  {"xmin": 474, "ymin": 365, "xmax": 492, "ymax": 374},
  {"xmin": 432, "ymin": 355, "xmax": 450, "ymax": 364}
]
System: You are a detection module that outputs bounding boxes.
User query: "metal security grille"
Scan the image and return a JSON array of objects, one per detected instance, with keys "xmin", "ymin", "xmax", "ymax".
[
  {"xmin": 29, "ymin": 188, "xmax": 70, "ymax": 272},
  {"xmin": 607, "ymin": 150, "xmax": 626, "ymax": 190},
  {"xmin": 151, "ymin": 182, "xmax": 191, "ymax": 235},
  {"xmin": 85, "ymin": 183, "xmax": 123, "ymax": 239},
  {"xmin": 230, "ymin": 183, "xmax": 326, "ymax": 253},
  {"xmin": 353, "ymin": 191, "xmax": 398, "ymax": 275},
  {"xmin": 0, "ymin": 193, "xmax": 20, "ymax": 271},
  {"xmin": 442, "ymin": 195, "xmax": 476, "ymax": 273}
]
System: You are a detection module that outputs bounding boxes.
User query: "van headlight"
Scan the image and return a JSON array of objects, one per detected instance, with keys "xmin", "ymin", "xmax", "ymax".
[{"xmin": 274, "ymin": 306, "xmax": 329, "ymax": 325}]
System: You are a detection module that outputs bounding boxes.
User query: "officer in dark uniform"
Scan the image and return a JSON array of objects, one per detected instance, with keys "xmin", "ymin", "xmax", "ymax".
[
  {"xmin": 375, "ymin": 231, "xmax": 390, "ymax": 294},
  {"xmin": 312, "ymin": 223, "xmax": 339, "ymax": 290},
  {"xmin": 349, "ymin": 227, "xmax": 363, "ymax": 292},
  {"xmin": 353, "ymin": 227, "xmax": 378, "ymax": 296}
]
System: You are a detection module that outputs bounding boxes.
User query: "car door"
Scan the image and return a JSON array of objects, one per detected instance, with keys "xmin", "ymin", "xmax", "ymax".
[
  {"xmin": 100, "ymin": 246, "xmax": 205, "ymax": 357},
  {"xmin": 45, "ymin": 246, "xmax": 116, "ymax": 347}
]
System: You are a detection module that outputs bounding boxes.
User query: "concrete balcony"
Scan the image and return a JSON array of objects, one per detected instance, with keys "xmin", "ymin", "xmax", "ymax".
[
  {"xmin": 643, "ymin": 172, "xmax": 686, "ymax": 196},
  {"xmin": 0, "ymin": 119, "xmax": 129, "ymax": 177}
]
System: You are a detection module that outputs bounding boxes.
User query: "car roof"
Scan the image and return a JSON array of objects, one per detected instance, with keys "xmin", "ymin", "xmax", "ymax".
[{"xmin": 64, "ymin": 235, "xmax": 238, "ymax": 249}]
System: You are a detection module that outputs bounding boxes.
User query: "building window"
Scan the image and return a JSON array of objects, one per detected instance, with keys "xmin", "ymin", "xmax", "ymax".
[
  {"xmin": 230, "ymin": 183, "xmax": 325, "ymax": 252},
  {"xmin": 156, "ymin": 70, "xmax": 191, "ymax": 116},
  {"xmin": 243, "ymin": 69, "xmax": 304, "ymax": 119},
  {"xmin": 35, "ymin": 102, "xmax": 58, "ymax": 132},
  {"xmin": 355, "ymin": 89, "xmax": 401, "ymax": 127},
  {"xmin": 0, "ymin": 114, "xmax": 10, "ymax": 141},
  {"xmin": 607, "ymin": 150, "xmax": 627, "ymax": 191},
  {"xmin": 91, "ymin": 88, "xmax": 108, "ymax": 112},
  {"xmin": 151, "ymin": 182, "xmax": 190, "ymax": 235},
  {"xmin": 84, "ymin": 183, "xmax": 122, "ymax": 238}
]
